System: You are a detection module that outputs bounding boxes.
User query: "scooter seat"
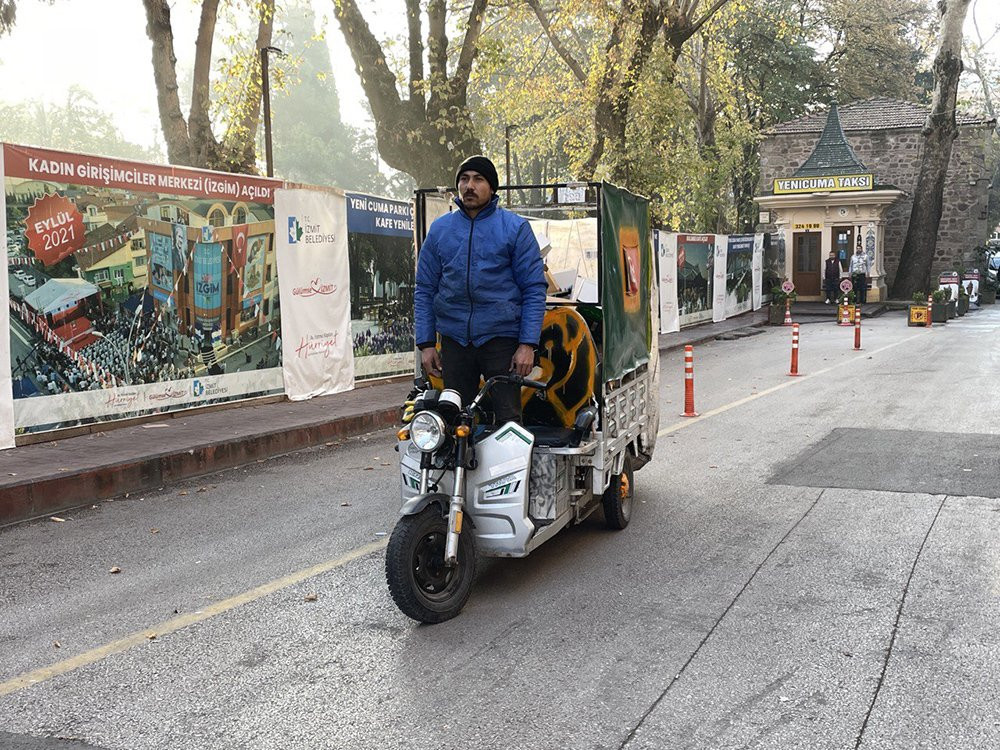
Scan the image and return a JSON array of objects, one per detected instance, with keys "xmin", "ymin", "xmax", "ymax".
[{"xmin": 525, "ymin": 425, "xmax": 576, "ymax": 448}]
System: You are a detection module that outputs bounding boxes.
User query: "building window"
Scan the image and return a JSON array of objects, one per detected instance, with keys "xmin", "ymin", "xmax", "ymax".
[
  {"xmin": 113, "ymin": 268, "xmax": 125, "ymax": 282},
  {"xmin": 134, "ymin": 256, "xmax": 146, "ymax": 267},
  {"xmin": 133, "ymin": 237, "xmax": 146, "ymax": 250},
  {"xmin": 93, "ymin": 270, "xmax": 108, "ymax": 282},
  {"xmin": 209, "ymin": 209, "xmax": 226, "ymax": 227},
  {"xmin": 234, "ymin": 207, "xmax": 247, "ymax": 224},
  {"xmin": 160, "ymin": 206, "xmax": 172, "ymax": 222},
  {"xmin": 265, "ymin": 264, "xmax": 272, "ymax": 283}
]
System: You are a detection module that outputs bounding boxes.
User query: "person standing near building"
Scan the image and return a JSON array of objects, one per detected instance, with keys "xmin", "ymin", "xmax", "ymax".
[
  {"xmin": 850, "ymin": 246, "xmax": 871, "ymax": 305},
  {"xmin": 415, "ymin": 155, "xmax": 547, "ymax": 424},
  {"xmin": 824, "ymin": 250, "xmax": 840, "ymax": 304}
]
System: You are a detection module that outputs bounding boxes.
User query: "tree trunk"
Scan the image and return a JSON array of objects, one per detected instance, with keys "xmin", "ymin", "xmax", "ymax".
[
  {"xmin": 580, "ymin": 0, "xmax": 731, "ymax": 184},
  {"xmin": 333, "ymin": 0, "xmax": 485, "ymax": 187},
  {"xmin": 143, "ymin": 0, "xmax": 195, "ymax": 166},
  {"xmin": 890, "ymin": 0, "xmax": 972, "ymax": 298}
]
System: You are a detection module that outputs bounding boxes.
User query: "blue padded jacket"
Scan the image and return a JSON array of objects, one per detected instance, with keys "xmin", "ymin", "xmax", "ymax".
[{"xmin": 415, "ymin": 196, "xmax": 546, "ymax": 348}]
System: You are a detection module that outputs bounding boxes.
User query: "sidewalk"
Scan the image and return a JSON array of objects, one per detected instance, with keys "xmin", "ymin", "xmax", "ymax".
[{"xmin": 0, "ymin": 310, "xmax": 767, "ymax": 526}]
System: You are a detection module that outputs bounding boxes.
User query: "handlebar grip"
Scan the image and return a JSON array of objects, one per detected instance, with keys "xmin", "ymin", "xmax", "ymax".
[{"xmin": 514, "ymin": 376, "xmax": 548, "ymax": 390}]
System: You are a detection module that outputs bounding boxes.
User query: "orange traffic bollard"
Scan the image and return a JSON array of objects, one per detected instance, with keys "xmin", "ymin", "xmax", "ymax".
[
  {"xmin": 788, "ymin": 323, "xmax": 801, "ymax": 376},
  {"xmin": 926, "ymin": 294, "xmax": 933, "ymax": 329},
  {"xmin": 782, "ymin": 298, "xmax": 793, "ymax": 326},
  {"xmin": 681, "ymin": 345, "xmax": 699, "ymax": 417},
  {"xmin": 854, "ymin": 305, "xmax": 862, "ymax": 350}
]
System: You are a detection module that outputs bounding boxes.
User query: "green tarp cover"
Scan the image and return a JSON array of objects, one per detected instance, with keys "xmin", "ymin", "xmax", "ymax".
[{"xmin": 600, "ymin": 182, "xmax": 651, "ymax": 379}]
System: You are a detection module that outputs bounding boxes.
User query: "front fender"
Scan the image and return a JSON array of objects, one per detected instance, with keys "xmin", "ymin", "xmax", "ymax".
[{"xmin": 399, "ymin": 492, "xmax": 450, "ymax": 518}]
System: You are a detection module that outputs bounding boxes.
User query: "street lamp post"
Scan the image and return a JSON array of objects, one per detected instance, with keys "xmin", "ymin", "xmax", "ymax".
[{"xmin": 260, "ymin": 45, "xmax": 284, "ymax": 178}]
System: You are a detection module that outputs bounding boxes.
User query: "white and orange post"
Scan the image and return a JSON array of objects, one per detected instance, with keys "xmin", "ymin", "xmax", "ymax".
[
  {"xmin": 681, "ymin": 345, "xmax": 699, "ymax": 417},
  {"xmin": 853, "ymin": 305, "xmax": 862, "ymax": 350},
  {"xmin": 926, "ymin": 294, "xmax": 933, "ymax": 329},
  {"xmin": 782, "ymin": 298, "xmax": 793, "ymax": 326},
  {"xmin": 788, "ymin": 323, "xmax": 801, "ymax": 376}
]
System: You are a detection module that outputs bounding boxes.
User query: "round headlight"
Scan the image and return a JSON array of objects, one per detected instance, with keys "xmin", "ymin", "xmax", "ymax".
[{"xmin": 410, "ymin": 411, "xmax": 446, "ymax": 452}]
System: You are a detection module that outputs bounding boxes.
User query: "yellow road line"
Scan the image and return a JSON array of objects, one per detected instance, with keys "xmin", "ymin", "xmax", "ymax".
[
  {"xmin": 658, "ymin": 333, "xmax": 923, "ymax": 437},
  {"xmin": 0, "ymin": 537, "xmax": 389, "ymax": 697}
]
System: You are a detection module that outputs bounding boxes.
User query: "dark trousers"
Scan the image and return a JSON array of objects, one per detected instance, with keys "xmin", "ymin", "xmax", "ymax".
[
  {"xmin": 851, "ymin": 274, "xmax": 868, "ymax": 304},
  {"xmin": 824, "ymin": 278, "xmax": 838, "ymax": 303},
  {"xmin": 440, "ymin": 336, "xmax": 521, "ymax": 424}
]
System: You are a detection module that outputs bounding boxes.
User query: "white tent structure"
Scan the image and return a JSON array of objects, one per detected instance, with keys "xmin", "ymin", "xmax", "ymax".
[{"xmin": 24, "ymin": 278, "xmax": 100, "ymax": 315}]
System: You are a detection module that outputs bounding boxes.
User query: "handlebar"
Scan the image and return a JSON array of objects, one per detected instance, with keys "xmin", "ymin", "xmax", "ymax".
[
  {"xmin": 508, "ymin": 374, "xmax": 548, "ymax": 390},
  {"xmin": 468, "ymin": 374, "xmax": 549, "ymax": 413}
]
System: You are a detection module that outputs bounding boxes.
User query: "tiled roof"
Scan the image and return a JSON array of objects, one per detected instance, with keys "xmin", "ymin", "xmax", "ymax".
[
  {"xmin": 793, "ymin": 102, "xmax": 869, "ymax": 177},
  {"xmin": 769, "ymin": 98, "xmax": 995, "ymax": 134}
]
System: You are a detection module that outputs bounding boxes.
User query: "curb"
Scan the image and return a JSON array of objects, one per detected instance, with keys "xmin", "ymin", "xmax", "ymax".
[{"xmin": 0, "ymin": 406, "xmax": 400, "ymax": 527}]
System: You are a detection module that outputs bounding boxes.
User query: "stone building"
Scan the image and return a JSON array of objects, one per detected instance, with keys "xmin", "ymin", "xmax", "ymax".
[{"xmin": 756, "ymin": 98, "xmax": 996, "ymax": 300}]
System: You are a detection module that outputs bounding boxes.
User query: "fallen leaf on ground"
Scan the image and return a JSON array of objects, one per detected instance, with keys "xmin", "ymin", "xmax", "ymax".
[
  {"xmin": 325, "ymin": 442, "xmax": 334, "ymax": 447},
  {"xmin": 50, "ymin": 516, "xmax": 66, "ymax": 523},
  {"xmin": 196, "ymin": 486, "xmax": 207, "ymax": 493},
  {"xmin": 146, "ymin": 633, "xmax": 157, "ymax": 640},
  {"xmin": 340, "ymin": 502, "xmax": 351, "ymax": 507},
  {"xmin": 54, "ymin": 641, "xmax": 61, "ymax": 648},
  {"xmin": 304, "ymin": 593, "xmax": 318, "ymax": 602},
  {"xmin": 363, "ymin": 467, "xmax": 374, "ymax": 471},
  {"xmin": 178, "ymin": 491, "xmax": 188, "ymax": 496},
  {"xmin": 109, "ymin": 566, "xmax": 121, "ymax": 574},
  {"xmin": 150, "ymin": 528, "xmax": 160, "ymax": 534},
  {"xmin": 7, "ymin": 472, "xmax": 15, "ymax": 476}
]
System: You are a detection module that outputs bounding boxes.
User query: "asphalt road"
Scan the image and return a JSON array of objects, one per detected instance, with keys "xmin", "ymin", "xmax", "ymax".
[{"xmin": 1, "ymin": 308, "xmax": 999, "ymax": 749}]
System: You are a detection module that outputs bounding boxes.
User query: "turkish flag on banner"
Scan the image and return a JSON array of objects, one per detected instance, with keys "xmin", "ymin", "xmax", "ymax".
[
  {"xmin": 231, "ymin": 224, "xmax": 249, "ymax": 270},
  {"xmin": 24, "ymin": 194, "xmax": 86, "ymax": 266}
]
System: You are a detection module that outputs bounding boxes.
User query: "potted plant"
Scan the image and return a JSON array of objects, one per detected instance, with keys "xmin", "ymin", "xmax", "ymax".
[
  {"xmin": 769, "ymin": 285, "xmax": 797, "ymax": 325},
  {"xmin": 939, "ymin": 285, "xmax": 956, "ymax": 318},
  {"xmin": 957, "ymin": 285, "xmax": 969, "ymax": 315},
  {"xmin": 931, "ymin": 289, "xmax": 949, "ymax": 323},
  {"xmin": 982, "ymin": 281, "xmax": 997, "ymax": 305}
]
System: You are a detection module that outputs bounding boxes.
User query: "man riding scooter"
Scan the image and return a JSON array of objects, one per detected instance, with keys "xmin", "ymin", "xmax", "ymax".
[{"xmin": 414, "ymin": 155, "xmax": 547, "ymax": 423}]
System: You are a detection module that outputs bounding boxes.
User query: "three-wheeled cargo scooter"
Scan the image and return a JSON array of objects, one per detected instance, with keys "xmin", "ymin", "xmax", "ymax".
[{"xmin": 386, "ymin": 182, "xmax": 660, "ymax": 623}]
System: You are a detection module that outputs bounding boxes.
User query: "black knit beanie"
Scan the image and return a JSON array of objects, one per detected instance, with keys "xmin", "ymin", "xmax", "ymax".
[{"xmin": 455, "ymin": 155, "xmax": 499, "ymax": 193}]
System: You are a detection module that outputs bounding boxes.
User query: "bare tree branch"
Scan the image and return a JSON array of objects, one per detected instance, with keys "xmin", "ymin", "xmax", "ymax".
[
  {"xmin": 453, "ymin": 0, "xmax": 489, "ymax": 92},
  {"xmin": 525, "ymin": 0, "xmax": 587, "ymax": 83},
  {"xmin": 405, "ymin": 0, "xmax": 425, "ymax": 108},
  {"xmin": 224, "ymin": 0, "xmax": 274, "ymax": 168}
]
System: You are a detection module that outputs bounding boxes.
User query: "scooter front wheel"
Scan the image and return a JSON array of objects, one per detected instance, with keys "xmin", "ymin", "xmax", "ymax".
[{"xmin": 385, "ymin": 506, "xmax": 477, "ymax": 624}]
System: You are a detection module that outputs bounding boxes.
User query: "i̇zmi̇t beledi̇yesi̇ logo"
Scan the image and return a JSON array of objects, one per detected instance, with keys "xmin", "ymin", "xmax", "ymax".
[{"xmin": 288, "ymin": 215, "xmax": 336, "ymax": 246}]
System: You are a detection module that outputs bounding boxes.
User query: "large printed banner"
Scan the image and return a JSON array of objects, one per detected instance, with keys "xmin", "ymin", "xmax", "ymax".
[
  {"xmin": 658, "ymin": 231, "xmax": 765, "ymax": 328},
  {"xmin": 0, "ymin": 147, "xmax": 14, "ymax": 447},
  {"xmin": 725, "ymin": 234, "xmax": 755, "ymax": 318},
  {"xmin": 600, "ymin": 183, "xmax": 651, "ymax": 379},
  {"xmin": 752, "ymin": 234, "xmax": 764, "ymax": 311},
  {"xmin": 712, "ymin": 237, "xmax": 727, "ymax": 323},
  {"xmin": 677, "ymin": 234, "xmax": 715, "ymax": 327},
  {"xmin": 1, "ymin": 143, "xmax": 283, "ymax": 437},
  {"xmin": 656, "ymin": 230, "xmax": 679, "ymax": 334},
  {"xmin": 345, "ymin": 192, "xmax": 415, "ymax": 381},
  {"xmin": 275, "ymin": 189, "xmax": 354, "ymax": 400}
]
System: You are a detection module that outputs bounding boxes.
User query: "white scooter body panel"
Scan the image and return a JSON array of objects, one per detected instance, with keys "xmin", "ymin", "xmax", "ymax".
[{"xmin": 399, "ymin": 422, "xmax": 537, "ymax": 557}]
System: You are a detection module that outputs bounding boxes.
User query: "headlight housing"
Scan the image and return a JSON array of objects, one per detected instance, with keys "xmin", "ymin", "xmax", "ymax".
[{"xmin": 410, "ymin": 411, "xmax": 446, "ymax": 452}]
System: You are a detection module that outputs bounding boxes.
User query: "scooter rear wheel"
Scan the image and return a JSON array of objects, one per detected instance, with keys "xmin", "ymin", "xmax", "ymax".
[
  {"xmin": 385, "ymin": 506, "xmax": 476, "ymax": 624},
  {"xmin": 602, "ymin": 453, "xmax": 634, "ymax": 530}
]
